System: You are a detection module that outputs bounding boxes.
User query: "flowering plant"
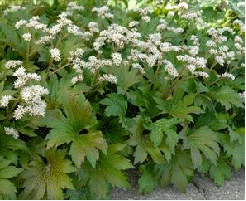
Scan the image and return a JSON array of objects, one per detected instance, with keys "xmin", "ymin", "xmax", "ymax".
[{"xmin": 0, "ymin": 0, "xmax": 244, "ymax": 199}]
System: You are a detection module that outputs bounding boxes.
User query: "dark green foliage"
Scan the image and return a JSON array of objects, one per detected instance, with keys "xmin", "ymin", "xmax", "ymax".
[{"xmin": 0, "ymin": 0, "xmax": 244, "ymax": 200}]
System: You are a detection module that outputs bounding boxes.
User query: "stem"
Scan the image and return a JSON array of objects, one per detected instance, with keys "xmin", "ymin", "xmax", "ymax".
[
  {"xmin": 50, "ymin": 63, "xmax": 70, "ymax": 74},
  {"xmin": 6, "ymin": 96, "xmax": 21, "ymax": 120},
  {"xmin": 26, "ymin": 41, "xmax": 30, "ymax": 62}
]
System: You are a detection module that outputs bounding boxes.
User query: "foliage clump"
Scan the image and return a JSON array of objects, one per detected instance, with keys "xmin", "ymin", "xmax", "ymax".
[{"xmin": 0, "ymin": 0, "xmax": 244, "ymax": 199}]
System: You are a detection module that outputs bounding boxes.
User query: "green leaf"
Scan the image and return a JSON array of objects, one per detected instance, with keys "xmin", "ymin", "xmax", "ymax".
[
  {"xmin": 0, "ymin": 166, "xmax": 22, "ymax": 179},
  {"xmin": 134, "ymin": 145, "xmax": 148, "ymax": 164},
  {"xmin": 223, "ymin": 140, "xmax": 245, "ymax": 171},
  {"xmin": 180, "ymin": 126, "xmax": 220, "ymax": 169},
  {"xmin": 170, "ymin": 149, "xmax": 193, "ymax": 193},
  {"xmin": 155, "ymin": 93, "xmax": 204, "ymax": 122},
  {"xmin": 100, "ymin": 93, "xmax": 127, "ymax": 117},
  {"xmin": 69, "ymin": 131, "xmax": 107, "ymax": 168},
  {"xmin": 45, "ymin": 92, "xmax": 106, "ymax": 168},
  {"xmin": 86, "ymin": 144, "xmax": 133, "ymax": 199},
  {"xmin": 19, "ymin": 148, "xmax": 76, "ymax": 200},
  {"xmin": 0, "ymin": 156, "xmax": 22, "ymax": 199},
  {"xmin": 138, "ymin": 164, "xmax": 157, "ymax": 194},
  {"xmin": 209, "ymin": 156, "xmax": 232, "ymax": 186},
  {"xmin": 208, "ymin": 85, "xmax": 244, "ymax": 110},
  {"xmin": 150, "ymin": 118, "xmax": 180, "ymax": 147},
  {"xmin": 113, "ymin": 59, "xmax": 142, "ymax": 94},
  {"xmin": 155, "ymin": 149, "xmax": 193, "ymax": 193},
  {"xmin": 0, "ymin": 179, "xmax": 17, "ymax": 200},
  {"xmin": 128, "ymin": 115, "xmax": 165, "ymax": 164}
]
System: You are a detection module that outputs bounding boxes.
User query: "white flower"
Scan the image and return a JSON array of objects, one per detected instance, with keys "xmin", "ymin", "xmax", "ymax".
[
  {"xmin": 215, "ymin": 56, "xmax": 225, "ymax": 66},
  {"xmin": 132, "ymin": 63, "xmax": 145, "ymax": 74},
  {"xmin": 98, "ymin": 74, "xmax": 117, "ymax": 84},
  {"xmin": 15, "ymin": 19, "xmax": 27, "ymax": 29},
  {"xmin": 141, "ymin": 16, "xmax": 150, "ymax": 22},
  {"xmin": 22, "ymin": 32, "xmax": 31, "ymax": 41},
  {"xmin": 88, "ymin": 22, "xmax": 99, "ymax": 33},
  {"xmin": 188, "ymin": 46, "xmax": 199, "ymax": 56},
  {"xmin": 5, "ymin": 60, "xmax": 23, "ymax": 69},
  {"xmin": 237, "ymin": 2, "xmax": 245, "ymax": 7},
  {"xmin": 92, "ymin": 6, "xmax": 113, "ymax": 19},
  {"xmin": 112, "ymin": 53, "xmax": 122, "ymax": 66},
  {"xmin": 67, "ymin": 25, "xmax": 81, "ymax": 35},
  {"xmin": 163, "ymin": 60, "xmax": 179, "ymax": 77},
  {"xmin": 20, "ymin": 85, "xmax": 49, "ymax": 105},
  {"xmin": 192, "ymin": 71, "xmax": 209, "ymax": 77},
  {"xmin": 71, "ymin": 74, "xmax": 83, "ymax": 85},
  {"xmin": 0, "ymin": 95, "xmax": 13, "ymax": 107},
  {"xmin": 35, "ymin": 36, "xmax": 54, "ymax": 45},
  {"xmin": 129, "ymin": 21, "xmax": 139, "ymax": 28},
  {"xmin": 209, "ymin": 49, "xmax": 218, "ymax": 54},
  {"xmin": 13, "ymin": 105, "xmax": 27, "ymax": 120},
  {"xmin": 26, "ymin": 101, "xmax": 47, "ymax": 117},
  {"xmin": 13, "ymin": 66, "xmax": 26, "ymax": 77},
  {"xmin": 178, "ymin": 2, "xmax": 188, "ymax": 9},
  {"xmin": 50, "ymin": 48, "xmax": 61, "ymax": 61},
  {"xmin": 239, "ymin": 91, "xmax": 245, "ymax": 100},
  {"xmin": 168, "ymin": 11, "xmax": 175, "ymax": 17},
  {"xmin": 220, "ymin": 72, "xmax": 236, "ymax": 80},
  {"xmin": 206, "ymin": 40, "xmax": 216, "ymax": 47},
  {"xmin": 160, "ymin": 42, "xmax": 172, "ymax": 52},
  {"xmin": 187, "ymin": 65, "xmax": 196, "ymax": 72},
  {"xmin": 234, "ymin": 36, "xmax": 243, "ymax": 43},
  {"xmin": 4, "ymin": 127, "xmax": 19, "ymax": 139}
]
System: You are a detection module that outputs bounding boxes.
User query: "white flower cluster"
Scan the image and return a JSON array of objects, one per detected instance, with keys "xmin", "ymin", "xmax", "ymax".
[
  {"xmin": 163, "ymin": 60, "xmax": 179, "ymax": 77},
  {"xmin": 0, "ymin": 95, "xmax": 13, "ymax": 107},
  {"xmin": 233, "ymin": 19, "xmax": 245, "ymax": 33},
  {"xmin": 190, "ymin": 35, "xmax": 200, "ymax": 46},
  {"xmin": 15, "ymin": 16, "xmax": 48, "ymax": 31},
  {"xmin": 239, "ymin": 91, "xmax": 245, "ymax": 101},
  {"xmin": 4, "ymin": 127, "xmax": 19, "ymax": 139},
  {"xmin": 112, "ymin": 53, "xmax": 122, "ymax": 66},
  {"xmin": 159, "ymin": 42, "xmax": 181, "ymax": 52},
  {"xmin": 129, "ymin": 21, "xmax": 139, "ymax": 28},
  {"xmin": 13, "ymin": 85, "xmax": 49, "ymax": 120},
  {"xmin": 98, "ymin": 74, "xmax": 117, "ymax": 84},
  {"xmin": 15, "ymin": 12, "xmax": 88, "ymax": 45},
  {"xmin": 69, "ymin": 48, "xmax": 84, "ymax": 59},
  {"xmin": 94, "ymin": 23, "xmax": 129, "ymax": 51},
  {"xmin": 138, "ymin": 8, "xmax": 151, "ymax": 22},
  {"xmin": 92, "ymin": 6, "xmax": 114, "ymax": 19},
  {"xmin": 5, "ymin": 60, "xmax": 23, "ymax": 69},
  {"xmin": 178, "ymin": 2, "xmax": 188, "ymax": 10},
  {"xmin": 11, "ymin": 66, "xmax": 41, "ymax": 89},
  {"xmin": 177, "ymin": 55, "xmax": 208, "ymax": 77},
  {"xmin": 71, "ymin": 55, "xmax": 112, "ymax": 75},
  {"xmin": 22, "ymin": 32, "xmax": 31, "ymax": 42},
  {"xmin": 88, "ymin": 22, "xmax": 99, "ymax": 33},
  {"xmin": 148, "ymin": 33, "xmax": 162, "ymax": 46},
  {"xmin": 50, "ymin": 48, "xmax": 61, "ymax": 61},
  {"xmin": 180, "ymin": 11, "xmax": 208, "ymax": 28},
  {"xmin": 217, "ymin": 72, "xmax": 236, "ymax": 80},
  {"xmin": 237, "ymin": 2, "xmax": 245, "ymax": 7},
  {"xmin": 132, "ymin": 63, "xmax": 145, "ymax": 74},
  {"xmin": 4, "ymin": 62, "xmax": 49, "ymax": 120},
  {"xmin": 71, "ymin": 74, "xmax": 84, "ymax": 85},
  {"xmin": 128, "ymin": 49, "xmax": 147, "ymax": 61},
  {"xmin": 66, "ymin": 2, "xmax": 84, "ymax": 15},
  {"xmin": 206, "ymin": 27, "xmax": 244, "ymax": 66},
  {"xmin": 3, "ymin": 5, "xmax": 26, "ymax": 16},
  {"xmin": 35, "ymin": 36, "xmax": 54, "ymax": 45},
  {"xmin": 157, "ymin": 19, "xmax": 168, "ymax": 31}
]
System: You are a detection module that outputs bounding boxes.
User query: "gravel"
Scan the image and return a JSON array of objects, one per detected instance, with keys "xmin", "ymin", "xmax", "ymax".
[{"xmin": 110, "ymin": 167, "xmax": 245, "ymax": 200}]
